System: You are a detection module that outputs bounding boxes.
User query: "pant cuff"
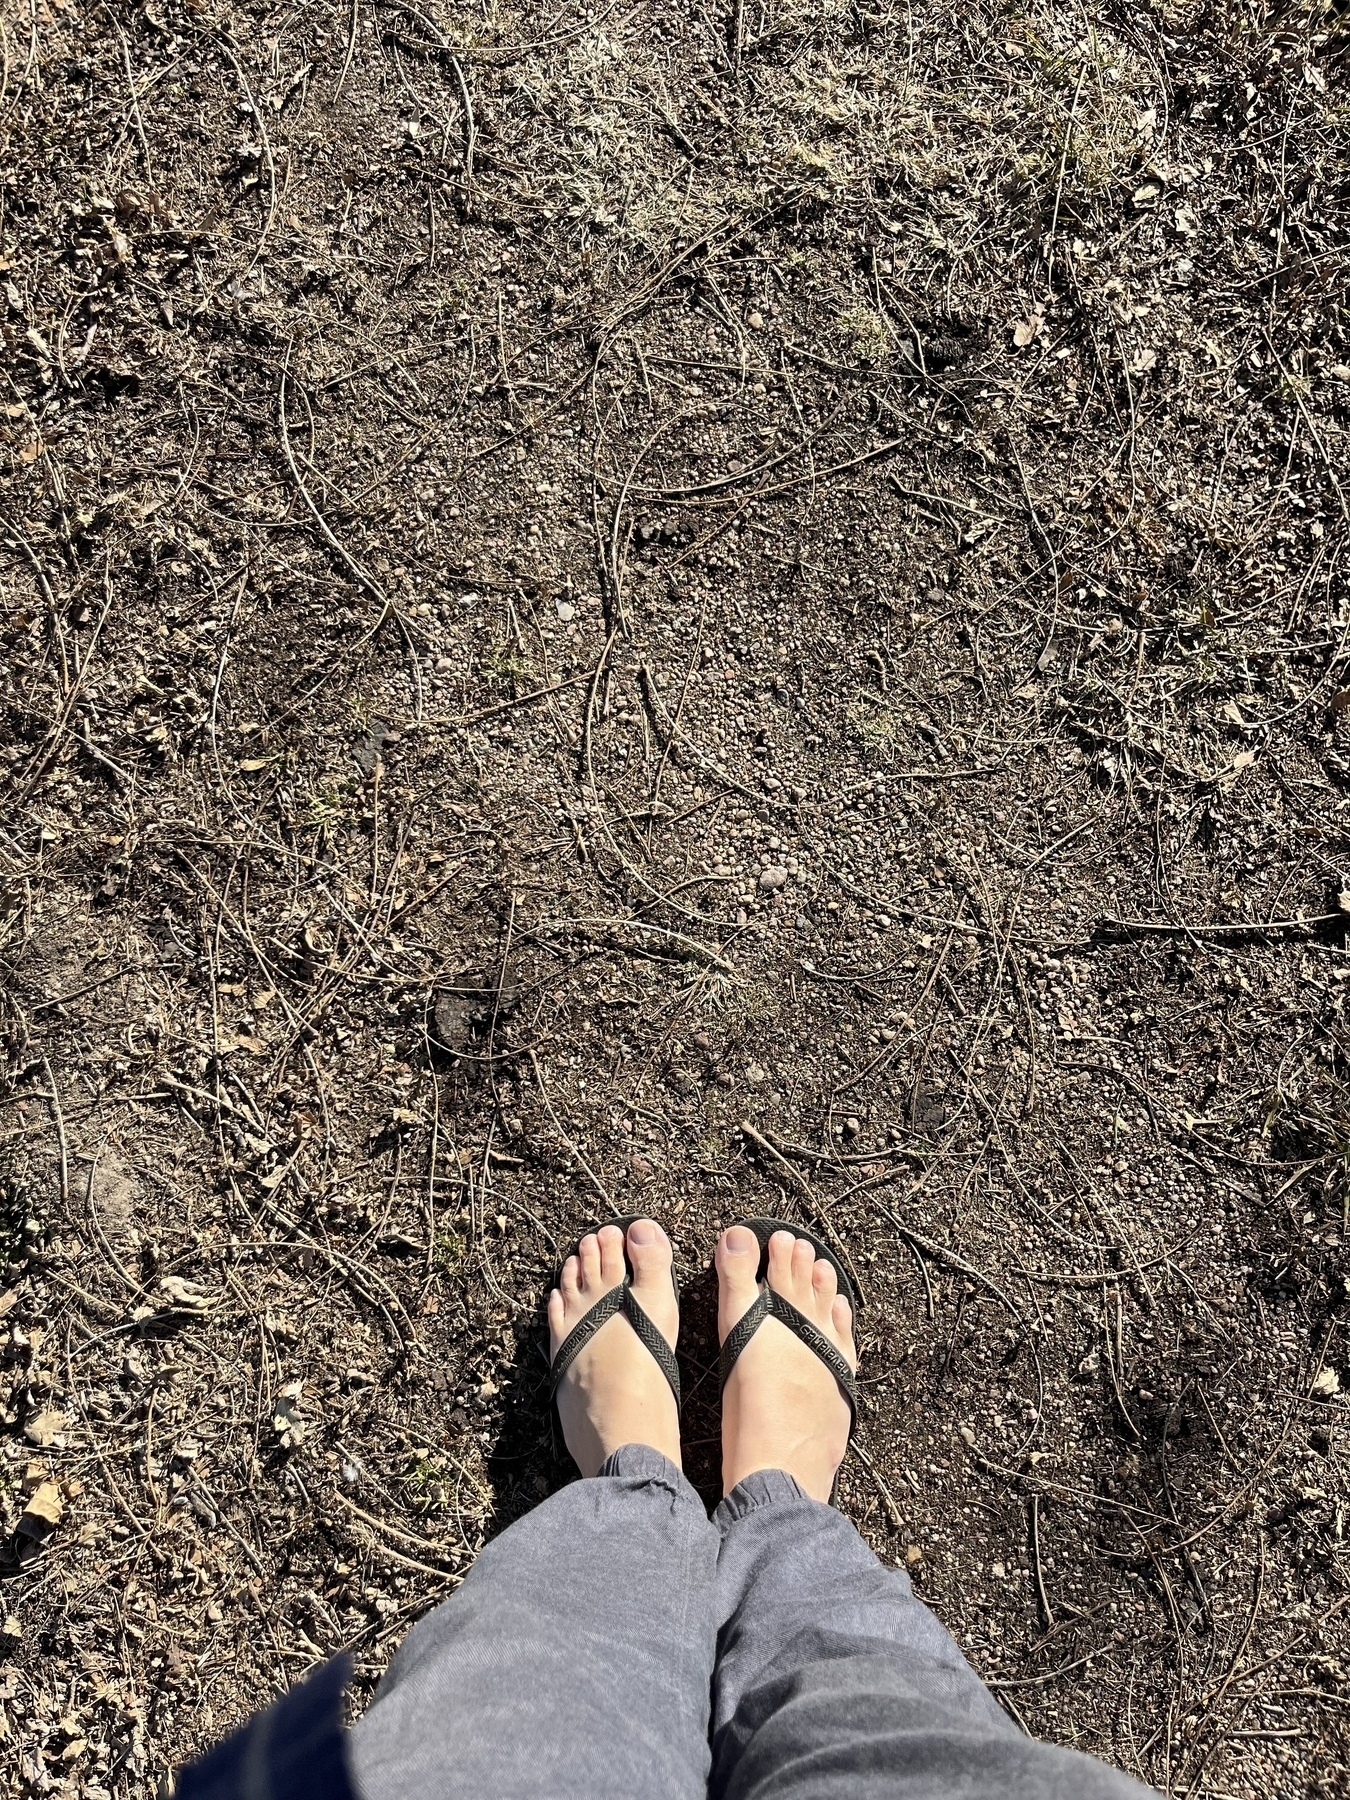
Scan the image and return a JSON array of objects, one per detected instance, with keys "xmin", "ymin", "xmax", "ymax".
[
  {"xmin": 597, "ymin": 1443, "xmax": 695, "ymax": 1497},
  {"xmin": 714, "ymin": 1467, "xmax": 810, "ymax": 1527}
]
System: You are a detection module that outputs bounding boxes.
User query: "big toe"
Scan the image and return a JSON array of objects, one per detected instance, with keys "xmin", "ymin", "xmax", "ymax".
[
  {"xmin": 626, "ymin": 1218, "xmax": 671, "ymax": 1286},
  {"xmin": 717, "ymin": 1226, "xmax": 761, "ymax": 1329}
]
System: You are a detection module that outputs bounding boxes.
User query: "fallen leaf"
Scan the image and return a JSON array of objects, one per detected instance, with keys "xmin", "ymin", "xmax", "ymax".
[
  {"xmin": 272, "ymin": 1394, "xmax": 306, "ymax": 1445},
  {"xmin": 1132, "ymin": 179, "xmax": 1163, "ymax": 207},
  {"xmin": 17, "ymin": 1480, "xmax": 63, "ymax": 1544},
  {"xmin": 1130, "ymin": 347, "xmax": 1158, "ymax": 375},
  {"xmin": 1311, "ymin": 1366, "xmax": 1340, "ymax": 1399},
  {"xmin": 0, "ymin": 1290, "xmax": 17, "ymax": 1321},
  {"xmin": 23, "ymin": 1411, "xmax": 66, "ymax": 1448},
  {"xmin": 159, "ymin": 1276, "xmax": 213, "ymax": 1316},
  {"xmin": 1013, "ymin": 315, "xmax": 1042, "ymax": 348},
  {"xmin": 23, "ymin": 1482, "xmax": 62, "ymax": 1526}
]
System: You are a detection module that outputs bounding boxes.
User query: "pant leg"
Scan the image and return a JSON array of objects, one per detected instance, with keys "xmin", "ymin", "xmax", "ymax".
[
  {"xmin": 709, "ymin": 1470, "xmax": 1153, "ymax": 1800},
  {"xmin": 351, "ymin": 1445, "xmax": 719, "ymax": 1800}
]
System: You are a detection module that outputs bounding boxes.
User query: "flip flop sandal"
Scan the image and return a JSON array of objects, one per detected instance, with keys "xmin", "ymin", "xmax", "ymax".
[
  {"xmin": 548, "ymin": 1215, "xmax": 682, "ymax": 1417},
  {"xmin": 718, "ymin": 1217, "xmax": 858, "ymax": 1442}
]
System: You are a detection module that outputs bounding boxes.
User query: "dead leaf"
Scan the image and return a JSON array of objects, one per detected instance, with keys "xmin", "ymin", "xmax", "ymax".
[
  {"xmin": 272, "ymin": 1392, "xmax": 306, "ymax": 1446},
  {"xmin": 1311, "ymin": 1366, "xmax": 1340, "ymax": 1399},
  {"xmin": 18, "ymin": 1480, "xmax": 63, "ymax": 1535},
  {"xmin": 23, "ymin": 1411, "xmax": 66, "ymax": 1448},
  {"xmin": 159, "ymin": 1276, "xmax": 213, "ymax": 1316},
  {"xmin": 1013, "ymin": 314, "xmax": 1042, "ymax": 348},
  {"xmin": 1130, "ymin": 347, "xmax": 1158, "ymax": 375},
  {"xmin": 0, "ymin": 1290, "xmax": 17, "ymax": 1321}
]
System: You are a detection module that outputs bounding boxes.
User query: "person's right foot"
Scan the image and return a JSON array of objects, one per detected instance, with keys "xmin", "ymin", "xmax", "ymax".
[
  {"xmin": 548, "ymin": 1219, "xmax": 681, "ymax": 1478},
  {"xmin": 716, "ymin": 1226, "xmax": 857, "ymax": 1502}
]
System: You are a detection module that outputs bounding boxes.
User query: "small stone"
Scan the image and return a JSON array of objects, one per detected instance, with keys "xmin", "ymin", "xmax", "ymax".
[
  {"xmin": 555, "ymin": 600, "xmax": 575, "ymax": 622},
  {"xmin": 875, "ymin": 914, "xmax": 891, "ymax": 929},
  {"xmin": 747, "ymin": 311, "xmax": 764, "ymax": 328},
  {"xmin": 991, "ymin": 1561, "xmax": 1006, "ymax": 1580},
  {"xmin": 745, "ymin": 1063, "xmax": 769, "ymax": 1088},
  {"xmin": 759, "ymin": 866, "xmax": 788, "ymax": 892},
  {"xmin": 630, "ymin": 1151, "xmax": 654, "ymax": 1181},
  {"xmin": 904, "ymin": 1545, "xmax": 923, "ymax": 1567},
  {"xmin": 958, "ymin": 1424, "xmax": 976, "ymax": 1447}
]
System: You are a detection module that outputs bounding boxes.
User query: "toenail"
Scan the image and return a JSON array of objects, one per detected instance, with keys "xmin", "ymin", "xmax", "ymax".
[
  {"xmin": 724, "ymin": 1233, "xmax": 752, "ymax": 1255},
  {"xmin": 628, "ymin": 1219, "xmax": 656, "ymax": 1245}
]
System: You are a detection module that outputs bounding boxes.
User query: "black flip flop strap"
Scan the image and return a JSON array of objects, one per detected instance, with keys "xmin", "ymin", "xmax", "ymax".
[
  {"xmin": 719, "ymin": 1287, "xmax": 857, "ymax": 1432},
  {"xmin": 550, "ymin": 1280, "xmax": 681, "ymax": 1407}
]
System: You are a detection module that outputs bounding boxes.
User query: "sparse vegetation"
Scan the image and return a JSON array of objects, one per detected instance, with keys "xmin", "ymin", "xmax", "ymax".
[{"xmin": 2, "ymin": 0, "xmax": 1348, "ymax": 1793}]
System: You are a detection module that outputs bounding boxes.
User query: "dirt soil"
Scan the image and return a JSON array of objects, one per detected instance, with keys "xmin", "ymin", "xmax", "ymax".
[{"xmin": 3, "ymin": 0, "xmax": 1350, "ymax": 1791}]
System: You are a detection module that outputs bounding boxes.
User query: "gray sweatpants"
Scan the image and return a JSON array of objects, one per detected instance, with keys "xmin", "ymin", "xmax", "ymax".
[{"xmin": 350, "ymin": 1445, "xmax": 1149, "ymax": 1800}]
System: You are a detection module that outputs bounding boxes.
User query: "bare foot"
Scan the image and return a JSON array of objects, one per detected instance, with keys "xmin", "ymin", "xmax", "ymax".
[
  {"xmin": 716, "ymin": 1226, "xmax": 856, "ymax": 1502},
  {"xmin": 547, "ymin": 1220, "xmax": 681, "ymax": 1477}
]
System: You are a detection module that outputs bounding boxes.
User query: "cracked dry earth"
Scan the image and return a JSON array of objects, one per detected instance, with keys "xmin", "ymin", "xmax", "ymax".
[{"xmin": 2, "ymin": 0, "xmax": 1349, "ymax": 1794}]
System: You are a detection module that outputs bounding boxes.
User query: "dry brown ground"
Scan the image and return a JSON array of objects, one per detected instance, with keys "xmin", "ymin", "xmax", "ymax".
[{"xmin": 3, "ymin": 0, "xmax": 1350, "ymax": 1793}]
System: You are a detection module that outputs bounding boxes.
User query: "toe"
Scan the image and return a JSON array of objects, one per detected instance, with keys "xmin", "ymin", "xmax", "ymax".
[
  {"xmin": 767, "ymin": 1229, "xmax": 797, "ymax": 1294},
  {"xmin": 626, "ymin": 1218, "xmax": 671, "ymax": 1285},
  {"xmin": 627, "ymin": 1219, "xmax": 676, "ymax": 1343},
  {"xmin": 560, "ymin": 1254, "xmax": 581, "ymax": 1305},
  {"xmin": 831, "ymin": 1294, "xmax": 856, "ymax": 1360},
  {"xmin": 547, "ymin": 1288, "xmax": 565, "ymax": 1347},
  {"xmin": 578, "ymin": 1231, "xmax": 602, "ymax": 1290},
  {"xmin": 790, "ymin": 1234, "xmax": 816, "ymax": 1296},
  {"xmin": 717, "ymin": 1226, "xmax": 762, "ymax": 1333},
  {"xmin": 812, "ymin": 1256, "xmax": 839, "ymax": 1309},
  {"xmin": 597, "ymin": 1223, "xmax": 626, "ymax": 1284}
]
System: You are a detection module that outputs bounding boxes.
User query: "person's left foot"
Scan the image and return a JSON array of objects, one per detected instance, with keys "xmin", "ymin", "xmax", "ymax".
[{"xmin": 547, "ymin": 1220, "xmax": 681, "ymax": 1477}]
